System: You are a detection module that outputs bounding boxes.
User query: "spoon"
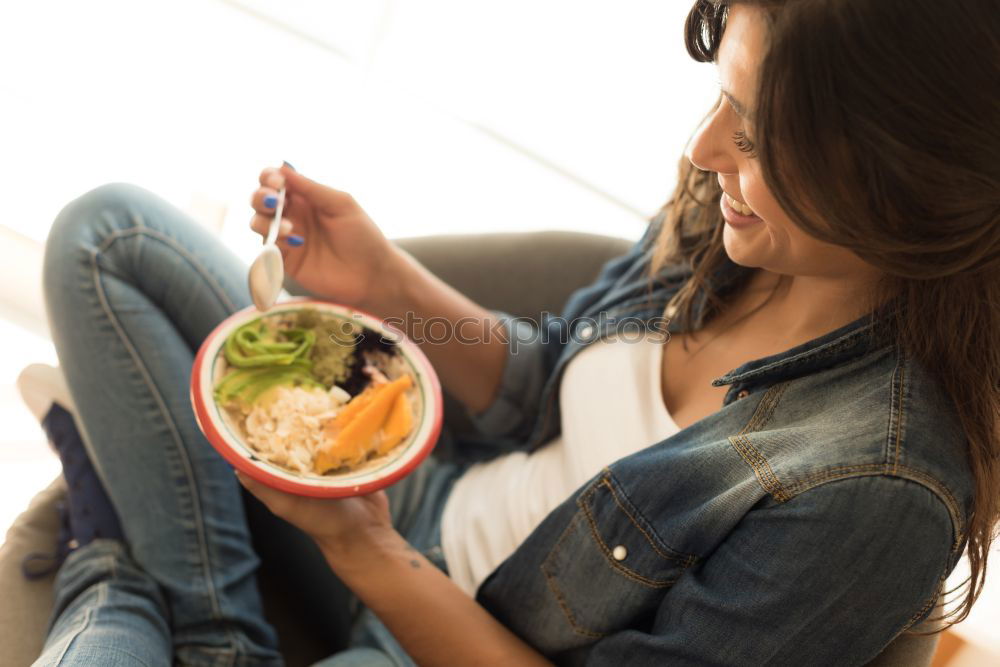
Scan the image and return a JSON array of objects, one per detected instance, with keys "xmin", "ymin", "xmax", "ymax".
[{"xmin": 248, "ymin": 187, "xmax": 286, "ymax": 311}]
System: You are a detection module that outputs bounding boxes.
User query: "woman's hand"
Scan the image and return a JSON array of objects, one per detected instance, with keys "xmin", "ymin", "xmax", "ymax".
[
  {"xmin": 249, "ymin": 164, "xmax": 510, "ymax": 416},
  {"xmin": 249, "ymin": 165, "xmax": 402, "ymax": 310},
  {"xmin": 236, "ymin": 471, "xmax": 394, "ymax": 555},
  {"xmin": 237, "ymin": 477, "xmax": 551, "ymax": 667}
]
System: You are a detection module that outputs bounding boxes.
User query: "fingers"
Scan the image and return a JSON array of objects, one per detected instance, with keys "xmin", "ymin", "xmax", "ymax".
[
  {"xmin": 249, "ymin": 186, "xmax": 282, "ymax": 217},
  {"xmin": 249, "ymin": 176, "xmax": 304, "ymax": 245},
  {"xmin": 236, "ymin": 471, "xmax": 288, "ymax": 515},
  {"xmin": 258, "ymin": 167, "xmax": 286, "ymax": 190},
  {"xmin": 249, "ymin": 214, "xmax": 297, "ymax": 242},
  {"xmin": 249, "ymin": 181, "xmax": 298, "ymax": 243},
  {"xmin": 257, "ymin": 164, "xmax": 358, "ymax": 213},
  {"xmin": 280, "ymin": 165, "xmax": 358, "ymax": 211},
  {"xmin": 280, "ymin": 165, "xmax": 328, "ymax": 198},
  {"xmin": 235, "ymin": 470, "xmax": 264, "ymax": 499}
]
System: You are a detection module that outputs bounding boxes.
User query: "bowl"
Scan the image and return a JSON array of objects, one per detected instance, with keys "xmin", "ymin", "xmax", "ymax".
[{"xmin": 190, "ymin": 298, "xmax": 442, "ymax": 498}]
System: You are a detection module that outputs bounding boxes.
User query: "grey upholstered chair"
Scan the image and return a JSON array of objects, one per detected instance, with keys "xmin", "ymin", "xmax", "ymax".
[{"xmin": 0, "ymin": 231, "xmax": 941, "ymax": 666}]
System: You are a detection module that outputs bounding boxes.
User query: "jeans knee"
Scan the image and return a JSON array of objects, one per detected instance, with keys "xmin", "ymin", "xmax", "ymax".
[
  {"xmin": 49, "ymin": 183, "xmax": 152, "ymax": 244},
  {"xmin": 44, "ymin": 183, "xmax": 153, "ymax": 300}
]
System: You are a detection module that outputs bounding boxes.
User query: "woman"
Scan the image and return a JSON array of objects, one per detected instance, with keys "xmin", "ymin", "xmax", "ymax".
[{"xmin": 29, "ymin": 0, "xmax": 998, "ymax": 664}]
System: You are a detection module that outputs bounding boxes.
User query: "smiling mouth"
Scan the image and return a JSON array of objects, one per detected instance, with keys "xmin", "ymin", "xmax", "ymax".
[{"xmin": 724, "ymin": 193, "xmax": 756, "ymax": 217}]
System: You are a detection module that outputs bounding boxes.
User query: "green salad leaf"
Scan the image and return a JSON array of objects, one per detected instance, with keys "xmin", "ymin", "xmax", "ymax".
[
  {"xmin": 223, "ymin": 319, "xmax": 316, "ymax": 368},
  {"xmin": 214, "ymin": 361, "xmax": 323, "ymax": 405},
  {"xmin": 215, "ymin": 318, "xmax": 319, "ymax": 406},
  {"xmin": 214, "ymin": 310, "xmax": 362, "ymax": 408}
]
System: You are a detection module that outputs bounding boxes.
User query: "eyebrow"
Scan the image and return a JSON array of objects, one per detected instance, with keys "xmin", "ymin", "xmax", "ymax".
[{"xmin": 721, "ymin": 89, "xmax": 753, "ymax": 121}]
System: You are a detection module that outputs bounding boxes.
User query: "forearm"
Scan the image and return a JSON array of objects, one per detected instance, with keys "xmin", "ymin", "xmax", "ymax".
[
  {"xmin": 319, "ymin": 529, "xmax": 551, "ymax": 667},
  {"xmin": 365, "ymin": 247, "xmax": 509, "ymax": 415}
]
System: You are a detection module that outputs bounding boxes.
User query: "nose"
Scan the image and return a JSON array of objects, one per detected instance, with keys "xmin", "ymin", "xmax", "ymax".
[{"xmin": 685, "ymin": 93, "xmax": 738, "ymax": 175}]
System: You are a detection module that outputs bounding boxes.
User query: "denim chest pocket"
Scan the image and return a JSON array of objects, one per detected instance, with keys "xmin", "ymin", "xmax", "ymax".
[{"xmin": 541, "ymin": 473, "xmax": 697, "ymax": 640}]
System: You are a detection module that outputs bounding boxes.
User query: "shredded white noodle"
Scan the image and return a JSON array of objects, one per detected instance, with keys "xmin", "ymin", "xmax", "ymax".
[{"xmin": 237, "ymin": 385, "xmax": 349, "ymax": 474}]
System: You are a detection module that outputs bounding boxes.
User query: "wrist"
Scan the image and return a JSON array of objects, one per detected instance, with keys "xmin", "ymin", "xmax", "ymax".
[
  {"xmin": 317, "ymin": 524, "xmax": 405, "ymax": 570},
  {"xmin": 360, "ymin": 245, "xmax": 427, "ymax": 319}
]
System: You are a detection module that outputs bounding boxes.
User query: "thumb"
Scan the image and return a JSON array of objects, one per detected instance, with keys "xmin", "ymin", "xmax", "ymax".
[
  {"xmin": 235, "ymin": 470, "xmax": 278, "ymax": 508},
  {"xmin": 279, "ymin": 165, "xmax": 355, "ymax": 212}
]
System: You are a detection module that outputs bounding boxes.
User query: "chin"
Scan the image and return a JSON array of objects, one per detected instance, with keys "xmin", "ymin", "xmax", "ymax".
[{"xmin": 722, "ymin": 229, "xmax": 771, "ymax": 269}]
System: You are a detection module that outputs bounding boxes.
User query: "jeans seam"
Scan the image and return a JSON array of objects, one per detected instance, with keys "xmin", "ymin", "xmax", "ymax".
[
  {"xmin": 741, "ymin": 383, "xmax": 786, "ymax": 434},
  {"xmin": 89, "ymin": 233, "xmax": 234, "ymax": 646},
  {"xmin": 903, "ymin": 579, "xmax": 945, "ymax": 630},
  {"xmin": 52, "ymin": 581, "xmax": 105, "ymax": 665},
  {"xmin": 578, "ymin": 487, "xmax": 680, "ymax": 588},
  {"xmin": 781, "ymin": 464, "xmax": 964, "ymax": 547},
  {"xmin": 101, "ymin": 553, "xmax": 162, "ymax": 666},
  {"xmin": 593, "ymin": 475, "xmax": 695, "ymax": 565},
  {"xmin": 96, "ymin": 224, "xmax": 239, "ymax": 313},
  {"xmin": 540, "ymin": 513, "xmax": 607, "ymax": 639},
  {"xmin": 729, "ymin": 434, "xmax": 791, "ymax": 503},
  {"xmin": 889, "ymin": 352, "xmax": 907, "ymax": 474},
  {"xmin": 728, "ymin": 384, "xmax": 791, "ymax": 502}
]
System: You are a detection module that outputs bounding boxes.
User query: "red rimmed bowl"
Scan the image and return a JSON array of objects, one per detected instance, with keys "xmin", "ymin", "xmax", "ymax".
[{"xmin": 190, "ymin": 299, "xmax": 442, "ymax": 498}]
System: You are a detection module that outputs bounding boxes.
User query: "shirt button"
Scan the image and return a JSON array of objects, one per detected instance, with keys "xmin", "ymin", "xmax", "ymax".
[
  {"xmin": 612, "ymin": 545, "xmax": 628, "ymax": 561},
  {"xmin": 736, "ymin": 389, "xmax": 750, "ymax": 399},
  {"xmin": 578, "ymin": 324, "xmax": 594, "ymax": 340}
]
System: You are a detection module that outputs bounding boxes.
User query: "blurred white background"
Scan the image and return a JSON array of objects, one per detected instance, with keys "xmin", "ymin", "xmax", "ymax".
[
  {"xmin": 0, "ymin": 0, "xmax": 717, "ymax": 527},
  {"xmin": 0, "ymin": 1, "xmax": 995, "ymax": 660},
  {"xmin": 0, "ymin": 0, "xmax": 712, "ymax": 543}
]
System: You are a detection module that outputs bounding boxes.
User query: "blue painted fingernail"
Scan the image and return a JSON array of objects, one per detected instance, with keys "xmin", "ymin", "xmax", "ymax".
[
  {"xmin": 263, "ymin": 195, "xmax": 277, "ymax": 209},
  {"xmin": 286, "ymin": 234, "xmax": 305, "ymax": 246},
  {"xmin": 282, "ymin": 160, "xmax": 296, "ymax": 171}
]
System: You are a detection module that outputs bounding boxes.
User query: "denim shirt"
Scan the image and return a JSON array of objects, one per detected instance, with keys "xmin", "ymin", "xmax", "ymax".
[{"xmin": 465, "ymin": 222, "xmax": 974, "ymax": 666}]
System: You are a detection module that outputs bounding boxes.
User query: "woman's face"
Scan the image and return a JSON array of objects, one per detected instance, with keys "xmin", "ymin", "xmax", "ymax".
[{"xmin": 685, "ymin": 5, "xmax": 875, "ymax": 281}]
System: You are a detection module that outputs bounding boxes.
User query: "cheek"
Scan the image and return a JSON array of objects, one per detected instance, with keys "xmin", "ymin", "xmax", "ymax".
[
  {"xmin": 734, "ymin": 180, "xmax": 806, "ymax": 264},
  {"xmin": 742, "ymin": 178, "xmax": 782, "ymax": 226},
  {"xmin": 742, "ymin": 183, "xmax": 837, "ymax": 269},
  {"xmin": 743, "ymin": 183, "xmax": 792, "ymax": 244}
]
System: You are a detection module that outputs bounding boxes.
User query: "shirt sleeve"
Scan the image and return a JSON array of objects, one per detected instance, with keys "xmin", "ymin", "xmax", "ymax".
[
  {"xmin": 465, "ymin": 220, "xmax": 662, "ymax": 441},
  {"xmin": 581, "ymin": 475, "xmax": 957, "ymax": 667}
]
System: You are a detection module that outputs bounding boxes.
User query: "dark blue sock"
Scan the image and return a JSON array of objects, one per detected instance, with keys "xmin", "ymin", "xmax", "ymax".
[{"xmin": 43, "ymin": 404, "xmax": 124, "ymax": 546}]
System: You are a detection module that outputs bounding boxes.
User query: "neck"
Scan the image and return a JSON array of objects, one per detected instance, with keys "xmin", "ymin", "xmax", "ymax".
[{"xmin": 720, "ymin": 268, "xmax": 883, "ymax": 347}]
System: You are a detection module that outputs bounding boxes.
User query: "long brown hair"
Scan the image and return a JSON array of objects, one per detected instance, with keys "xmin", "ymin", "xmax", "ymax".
[{"xmin": 652, "ymin": 0, "xmax": 1000, "ymax": 629}]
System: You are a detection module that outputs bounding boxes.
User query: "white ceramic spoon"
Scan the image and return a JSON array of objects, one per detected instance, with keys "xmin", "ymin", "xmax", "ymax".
[{"xmin": 248, "ymin": 187, "xmax": 285, "ymax": 311}]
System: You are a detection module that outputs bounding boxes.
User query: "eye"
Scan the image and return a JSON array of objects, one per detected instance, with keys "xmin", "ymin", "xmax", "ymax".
[{"xmin": 732, "ymin": 129, "xmax": 758, "ymax": 158}]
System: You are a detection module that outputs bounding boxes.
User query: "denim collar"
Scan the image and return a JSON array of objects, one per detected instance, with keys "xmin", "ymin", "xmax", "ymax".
[
  {"xmin": 711, "ymin": 310, "xmax": 893, "ymax": 388},
  {"xmin": 647, "ymin": 255, "xmax": 897, "ymax": 389},
  {"xmin": 598, "ymin": 231, "xmax": 897, "ymax": 391}
]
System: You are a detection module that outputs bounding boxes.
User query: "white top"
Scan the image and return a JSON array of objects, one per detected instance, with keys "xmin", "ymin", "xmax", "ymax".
[{"xmin": 440, "ymin": 335, "xmax": 681, "ymax": 597}]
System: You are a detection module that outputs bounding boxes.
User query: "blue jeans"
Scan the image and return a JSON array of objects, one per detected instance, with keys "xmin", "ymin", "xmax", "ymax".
[{"xmin": 35, "ymin": 184, "xmax": 464, "ymax": 666}]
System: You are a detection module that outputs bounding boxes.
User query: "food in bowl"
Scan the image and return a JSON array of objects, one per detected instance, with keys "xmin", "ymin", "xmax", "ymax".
[{"xmin": 212, "ymin": 307, "xmax": 418, "ymax": 476}]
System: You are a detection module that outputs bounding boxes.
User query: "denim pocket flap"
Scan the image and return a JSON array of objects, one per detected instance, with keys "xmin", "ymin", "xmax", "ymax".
[{"xmin": 541, "ymin": 472, "xmax": 696, "ymax": 640}]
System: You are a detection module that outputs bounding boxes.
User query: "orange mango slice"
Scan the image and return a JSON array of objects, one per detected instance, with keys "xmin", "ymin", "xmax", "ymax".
[
  {"xmin": 330, "ymin": 383, "xmax": 379, "ymax": 430},
  {"xmin": 314, "ymin": 375, "xmax": 413, "ymax": 474},
  {"xmin": 376, "ymin": 392, "xmax": 413, "ymax": 456}
]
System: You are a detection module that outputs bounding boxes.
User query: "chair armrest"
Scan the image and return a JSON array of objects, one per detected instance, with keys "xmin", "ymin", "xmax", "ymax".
[
  {"xmin": 284, "ymin": 231, "xmax": 634, "ymax": 321},
  {"xmin": 0, "ymin": 477, "xmax": 66, "ymax": 667},
  {"xmin": 394, "ymin": 231, "xmax": 633, "ymax": 320}
]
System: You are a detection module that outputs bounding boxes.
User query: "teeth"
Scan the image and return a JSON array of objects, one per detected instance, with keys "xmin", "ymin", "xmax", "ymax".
[{"xmin": 727, "ymin": 194, "xmax": 755, "ymax": 216}]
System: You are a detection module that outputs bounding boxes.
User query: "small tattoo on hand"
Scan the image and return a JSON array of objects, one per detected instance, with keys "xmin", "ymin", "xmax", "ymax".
[{"xmin": 410, "ymin": 559, "xmax": 421, "ymax": 569}]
